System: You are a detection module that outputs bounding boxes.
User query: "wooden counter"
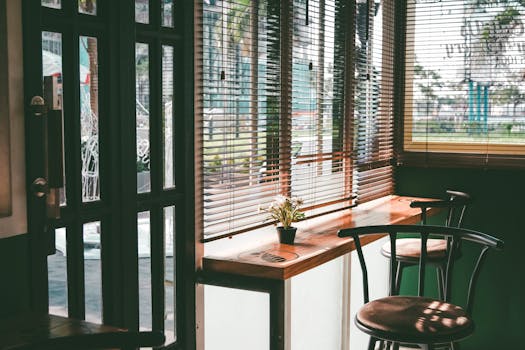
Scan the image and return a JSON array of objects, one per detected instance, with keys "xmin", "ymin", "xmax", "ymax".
[{"xmin": 202, "ymin": 195, "xmax": 441, "ymax": 280}]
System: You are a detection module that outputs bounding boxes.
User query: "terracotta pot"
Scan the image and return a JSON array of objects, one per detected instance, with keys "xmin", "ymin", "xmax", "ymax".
[{"xmin": 276, "ymin": 226, "xmax": 297, "ymax": 245}]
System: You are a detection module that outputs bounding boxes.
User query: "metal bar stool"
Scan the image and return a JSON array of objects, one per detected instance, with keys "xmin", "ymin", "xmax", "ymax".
[
  {"xmin": 338, "ymin": 224, "xmax": 503, "ymax": 350},
  {"xmin": 381, "ymin": 190, "xmax": 471, "ymax": 298}
]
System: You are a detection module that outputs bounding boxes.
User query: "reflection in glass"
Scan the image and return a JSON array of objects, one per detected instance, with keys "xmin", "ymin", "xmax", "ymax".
[
  {"xmin": 162, "ymin": 0, "xmax": 174, "ymax": 27},
  {"xmin": 78, "ymin": 0, "xmax": 96, "ymax": 15},
  {"xmin": 42, "ymin": 31, "xmax": 67, "ymax": 206},
  {"xmin": 138, "ymin": 211, "xmax": 152, "ymax": 330},
  {"xmin": 164, "ymin": 206, "xmax": 176, "ymax": 342},
  {"xmin": 162, "ymin": 46, "xmax": 174, "ymax": 189},
  {"xmin": 136, "ymin": 43, "xmax": 151, "ymax": 193},
  {"xmin": 84, "ymin": 221, "xmax": 102, "ymax": 323},
  {"xmin": 42, "ymin": 0, "xmax": 61, "ymax": 9},
  {"xmin": 48, "ymin": 227, "xmax": 68, "ymax": 317},
  {"xmin": 135, "ymin": 0, "xmax": 149, "ymax": 24},
  {"xmin": 80, "ymin": 36, "xmax": 100, "ymax": 202}
]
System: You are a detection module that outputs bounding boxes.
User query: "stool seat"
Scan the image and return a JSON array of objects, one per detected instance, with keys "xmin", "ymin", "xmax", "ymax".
[
  {"xmin": 381, "ymin": 238, "xmax": 447, "ymax": 263},
  {"xmin": 356, "ymin": 296, "xmax": 474, "ymax": 344}
]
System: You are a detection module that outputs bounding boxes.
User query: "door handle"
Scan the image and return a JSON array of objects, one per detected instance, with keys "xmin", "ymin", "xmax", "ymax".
[
  {"xmin": 43, "ymin": 76, "xmax": 64, "ymax": 219},
  {"xmin": 30, "ymin": 76, "xmax": 64, "ymax": 219}
]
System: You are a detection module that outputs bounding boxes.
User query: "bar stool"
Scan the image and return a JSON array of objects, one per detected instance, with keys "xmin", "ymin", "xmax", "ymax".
[
  {"xmin": 381, "ymin": 190, "xmax": 471, "ymax": 297},
  {"xmin": 338, "ymin": 224, "xmax": 503, "ymax": 350}
]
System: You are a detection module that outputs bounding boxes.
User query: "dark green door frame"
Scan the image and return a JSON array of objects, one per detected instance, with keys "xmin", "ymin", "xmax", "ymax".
[{"xmin": 22, "ymin": 1, "xmax": 195, "ymax": 349}]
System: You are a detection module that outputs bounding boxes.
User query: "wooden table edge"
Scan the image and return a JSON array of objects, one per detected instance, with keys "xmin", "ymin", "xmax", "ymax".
[{"xmin": 201, "ymin": 196, "xmax": 443, "ymax": 281}]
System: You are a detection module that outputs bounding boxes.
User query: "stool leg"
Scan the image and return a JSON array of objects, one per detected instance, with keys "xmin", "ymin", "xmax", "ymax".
[
  {"xmin": 420, "ymin": 345, "xmax": 434, "ymax": 350},
  {"xmin": 379, "ymin": 340, "xmax": 385, "ymax": 349},
  {"xmin": 451, "ymin": 342, "xmax": 461, "ymax": 350},
  {"xmin": 395, "ymin": 261, "xmax": 405, "ymax": 295},
  {"xmin": 368, "ymin": 337, "xmax": 377, "ymax": 350},
  {"xmin": 392, "ymin": 342, "xmax": 399, "ymax": 350},
  {"xmin": 437, "ymin": 266, "xmax": 444, "ymax": 300}
]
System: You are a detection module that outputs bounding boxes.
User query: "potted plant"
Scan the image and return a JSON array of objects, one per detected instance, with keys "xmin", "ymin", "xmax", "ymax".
[{"xmin": 259, "ymin": 195, "xmax": 305, "ymax": 244}]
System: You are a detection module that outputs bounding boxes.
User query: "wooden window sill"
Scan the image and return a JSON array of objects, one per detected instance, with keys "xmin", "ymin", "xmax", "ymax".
[{"xmin": 201, "ymin": 195, "xmax": 441, "ymax": 280}]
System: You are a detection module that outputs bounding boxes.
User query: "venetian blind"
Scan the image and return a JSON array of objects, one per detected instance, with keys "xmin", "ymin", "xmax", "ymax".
[
  {"xmin": 197, "ymin": 0, "xmax": 282, "ymax": 239},
  {"xmin": 289, "ymin": 0, "xmax": 353, "ymax": 212},
  {"xmin": 354, "ymin": 0, "xmax": 395, "ymax": 203},
  {"xmin": 402, "ymin": 0, "xmax": 525, "ymax": 167},
  {"xmin": 197, "ymin": 0, "xmax": 354, "ymax": 240}
]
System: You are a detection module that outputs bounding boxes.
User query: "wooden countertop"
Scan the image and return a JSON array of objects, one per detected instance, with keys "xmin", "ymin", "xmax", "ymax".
[
  {"xmin": 0, "ymin": 313, "xmax": 124, "ymax": 349},
  {"xmin": 202, "ymin": 195, "xmax": 441, "ymax": 280}
]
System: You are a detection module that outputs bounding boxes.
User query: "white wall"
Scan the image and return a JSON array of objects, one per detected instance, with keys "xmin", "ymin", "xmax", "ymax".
[{"xmin": 203, "ymin": 236, "xmax": 390, "ymax": 350}]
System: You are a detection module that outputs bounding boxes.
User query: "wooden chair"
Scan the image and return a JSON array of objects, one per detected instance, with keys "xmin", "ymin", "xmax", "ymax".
[
  {"xmin": 10, "ymin": 330, "xmax": 165, "ymax": 350},
  {"xmin": 380, "ymin": 190, "xmax": 471, "ymax": 297},
  {"xmin": 338, "ymin": 224, "xmax": 503, "ymax": 350}
]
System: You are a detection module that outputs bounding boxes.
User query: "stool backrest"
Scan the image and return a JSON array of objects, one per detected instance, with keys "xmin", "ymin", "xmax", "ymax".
[
  {"xmin": 338, "ymin": 225, "xmax": 503, "ymax": 315},
  {"xmin": 410, "ymin": 190, "xmax": 471, "ymax": 227}
]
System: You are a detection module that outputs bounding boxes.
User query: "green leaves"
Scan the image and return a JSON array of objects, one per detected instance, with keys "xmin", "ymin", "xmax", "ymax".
[{"xmin": 259, "ymin": 195, "xmax": 305, "ymax": 229}]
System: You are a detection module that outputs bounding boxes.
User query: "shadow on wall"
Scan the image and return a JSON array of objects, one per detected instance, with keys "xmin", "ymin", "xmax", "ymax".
[{"xmin": 395, "ymin": 167, "xmax": 525, "ymax": 350}]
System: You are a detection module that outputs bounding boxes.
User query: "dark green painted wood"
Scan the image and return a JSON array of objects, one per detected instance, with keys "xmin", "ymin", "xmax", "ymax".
[
  {"xmin": 396, "ymin": 166, "xmax": 525, "ymax": 349},
  {"xmin": 0, "ymin": 235, "xmax": 31, "ymax": 318}
]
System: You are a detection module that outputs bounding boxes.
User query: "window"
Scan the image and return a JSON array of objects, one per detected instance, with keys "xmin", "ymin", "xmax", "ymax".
[
  {"xmin": 401, "ymin": 0, "xmax": 525, "ymax": 167},
  {"xmin": 197, "ymin": 0, "xmax": 395, "ymax": 241},
  {"xmin": 354, "ymin": 0, "xmax": 396, "ymax": 203}
]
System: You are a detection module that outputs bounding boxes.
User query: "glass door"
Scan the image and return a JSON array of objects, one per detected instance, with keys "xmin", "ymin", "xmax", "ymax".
[{"xmin": 23, "ymin": 1, "xmax": 192, "ymax": 347}]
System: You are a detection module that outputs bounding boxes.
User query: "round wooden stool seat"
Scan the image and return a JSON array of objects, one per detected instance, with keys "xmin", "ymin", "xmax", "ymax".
[
  {"xmin": 356, "ymin": 296, "xmax": 474, "ymax": 344},
  {"xmin": 381, "ymin": 238, "xmax": 447, "ymax": 262}
]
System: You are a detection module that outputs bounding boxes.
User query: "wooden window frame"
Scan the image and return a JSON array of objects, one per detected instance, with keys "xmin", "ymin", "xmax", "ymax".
[{"xmin": 395, "ymin": 0, "xmax": 525, "ymax": 169}]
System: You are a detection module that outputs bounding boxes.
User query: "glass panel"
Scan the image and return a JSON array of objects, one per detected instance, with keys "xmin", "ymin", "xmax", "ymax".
[
  {"xmin": 135, "ymin": 0, "xmax": 149, "ymax": 24},
  {"xmin": 84, "ymin": 221, "xmax": 102, "ymax": 323},
  {"xmin": 42, "ymin": 0, "xmax": 61, "ymax": 9},
  {"xmin": 138, "ymin": 211, "xmax": 152, "ymax": 330},
  {"xmin": 136, "ymin": 43, "xmax": 151, "ymax": 193},
  {"xmin": 162, "ymin": 0, "xmax": 174, "ymax": 27},
  {"xmin": 205, "ymin": 286, "xmax": 269, "ymax": 350},
  {"xmin": 291, "ymin": 256, "xmax": 344, "ymax": 350},
  {"xmin": 80, "ymin": 36, "xmax": 100, "ymax": 202},
  {"xmin": 78, "ymin": 0, "xmax": 96, "ymax": 15},
  {"xmin": 289, "ymin": 0, "xmax": 348, "ymax": 207},
  {"xmin": 407, "ymin": 0, "xmax": 525, "ymax": 145},
  {"xmin": 42, "ymin": 31, "xmax": 67, "ymax": 206},
  {"xmin": 162, "ymin": 46, "xmax": 175, "ymax": 189},
  {"xmin": 164, "ymin": 206, "xmax": 176, "ymax": 342},
  {"xmin": 48, "ymin": 227, "xmax": 68, "ymax": 317}
]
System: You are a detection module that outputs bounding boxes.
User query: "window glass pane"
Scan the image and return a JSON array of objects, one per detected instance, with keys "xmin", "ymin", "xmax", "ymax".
[
  {"xmin": 291, "ymin": 0, "xmax": 347, "ymax": 206},
  {"xmin": 406, "ymin": 0, "xmax": 525, "ymax": 145},
  {"xmin": 48, "ymin": 227, "xmax": 68, "ymax": 317},
  {"xmin": 162, "ymin": 0, "xmax": 174, "ymax": 27},
  {"xmin": 354, "ymin": 0, "xmax": 395, "ymax": 203},
  {"xmin": 80, "ymin": 36, "xmax": 100, "ymax": 202},
  {"xmin": 42, "ymin": 0, "xmax": 61, "ymax": 9},
  {"xmin": 136, "ymin": 0, "xmax": 149, "ymax": 24},
  {"xmin": 201, "ymin": 0, "xmax": 281, "ymax": 238},
  {"xmin": 164, "ymin": 206, "xmax": 176, "ymax": 342},
  {"xmin": 163, "ymin": 45, "xmax": 175, "ymax": 189},
  {"xmin": 138, "ymin": 211, "xmax": 152, "ymax": 330},
  {"xmin": 42, "ymin": 31, "xmax": 67, "ymax": 206},
  {"xmin": 79, "ymin": 0, "xmax": 96, "ymax": 15},
  {"xmin": 84, "ymin": 221, "xmax": 102, "ymax": 323},
  {"xmin": 136, "ymin": 43, "xmax": 151, "ymax": 193}
]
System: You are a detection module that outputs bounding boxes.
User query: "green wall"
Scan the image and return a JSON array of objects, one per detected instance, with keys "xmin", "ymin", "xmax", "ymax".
[
  {"xmin": 0, "ymin": 234, "xmax": 31, "ymax": 318},
  {"xmin": 396, "ymin": 167, "xmax": 525, "ymax": 349}
]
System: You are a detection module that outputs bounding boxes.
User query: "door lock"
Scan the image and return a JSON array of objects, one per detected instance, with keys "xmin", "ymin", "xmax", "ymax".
[
  {"xmin": 30, "ymin": 95, "xmax": 48, "ymax": 116},
  {"xmin": 31, "ymin": 177, "xmax": 49, "ymax": 198}
]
